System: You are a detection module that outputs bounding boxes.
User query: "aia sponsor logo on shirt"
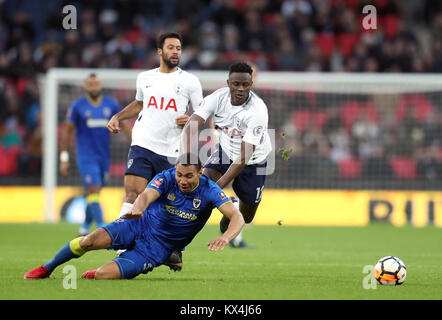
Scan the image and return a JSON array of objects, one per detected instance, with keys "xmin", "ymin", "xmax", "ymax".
[
  {"xmin": 146, "ymin": 96, "xmax": 178, "ymax": 112},
  {"xmin": 220, "ymin": 126, "xmax": 244, "ymax": 138}
]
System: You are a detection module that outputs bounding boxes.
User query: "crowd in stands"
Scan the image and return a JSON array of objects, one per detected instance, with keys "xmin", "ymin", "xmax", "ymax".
[{"xmin": 0, "ymin": 0, "xmax": 441, "ymax": 183}]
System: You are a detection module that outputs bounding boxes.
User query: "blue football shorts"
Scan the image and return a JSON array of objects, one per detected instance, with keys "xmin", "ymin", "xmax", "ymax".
[
  {"xmin": 125, "ymin": 145, "xmax": 176, "ymax": 181},
  {"xmin": 203, "ymin": 144, "xmax": 267, "ymax": 207},
  {"xmin": 102, "ymin": 217, "xmax": 172, "ymax": 279},
  {"xmin": 77, "ymin": 157, "xmax": 109, "ymax": 188}
]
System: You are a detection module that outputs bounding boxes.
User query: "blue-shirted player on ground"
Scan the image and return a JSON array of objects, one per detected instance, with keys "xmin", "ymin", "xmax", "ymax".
[
  {"xmin": 24, "ymin": 153, "xmax": 245, "ymax": 280},
  {"xmin": 59, "ymin": 73, "xmax": 131, "ymax": 236}
]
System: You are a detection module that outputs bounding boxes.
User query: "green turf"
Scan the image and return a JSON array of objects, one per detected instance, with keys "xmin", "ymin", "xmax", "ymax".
[{"xmin": 0, "ymin": 223, "xmax": 440, "ymax": 300}]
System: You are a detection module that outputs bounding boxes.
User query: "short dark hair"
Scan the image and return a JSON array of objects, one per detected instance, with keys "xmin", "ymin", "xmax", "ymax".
[
  {"xmin": 229, "ymin": 61, "xmax": 253, "ymax": 75},
  {"xmin": 157, "ymin": 32, "xmax": 183, "ymax": 49},
  {"xmin": 86, "ymin": 73, "xmax": 98, "ymax": 80},
  {"xmin": 176, "ymin": 153, "xmax": 202, "ymax": 171}
]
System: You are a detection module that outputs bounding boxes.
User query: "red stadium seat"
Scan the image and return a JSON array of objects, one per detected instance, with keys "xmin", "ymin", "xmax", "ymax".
[
  {"xmin": 337, "ymin": 33, "xmax": 359, "ymax": 58},
  {"xmin": 314, "ymin": 110, "xmax": 328, "ymax": 130},
  {"xmin": 291, "ymin": 110, "xmax": 312, "ymax": 132},
  {"xmin": 382, "ymin": 15, "xmax": 400, "ymax": 39},
  {"xmin": 340, "ymin": 101, "xmax": 379, "ymax": 131},
  {"xmin": 109, "ymin": 162, "xmax": 126, "ymax": 177},
  {"xmin": 315, "ymin": 33, "xmax": 335, "ymax": 59},
  {"xmin": 338, "ymin": 157, "xmax": 361, "ymax": 179},
  {"xmin": 291, "ymin": 109, "xmax": 329, "ymax": 132},
  {"xmin": 0, "ymin": 146, "xmax": 20, "ymax": 175},
  {"xmin": 340, "ymin": 101, "xmax": 363, "ymax": 130},
  {"xmin": 395, "ymin": 94, "xmax": 435, "ymax": 122},
  {"xmin": 389, "ymin": 156, "xmax": 417, "ymax": 179}
]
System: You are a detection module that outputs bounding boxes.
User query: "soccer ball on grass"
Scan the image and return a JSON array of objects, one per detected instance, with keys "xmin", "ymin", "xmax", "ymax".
[{"xmin": 373, "ymin": 256, "xmax": 406, "ymax": 286}]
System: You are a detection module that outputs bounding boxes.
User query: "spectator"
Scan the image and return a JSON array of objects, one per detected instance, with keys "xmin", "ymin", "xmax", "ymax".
[
  {"xmin": 361, "ymin": 145, "xmax": 393, "ymax": 179},
  {"xmin": 416, "ymin": 144, "xmax": 442, "ymax": 181}
]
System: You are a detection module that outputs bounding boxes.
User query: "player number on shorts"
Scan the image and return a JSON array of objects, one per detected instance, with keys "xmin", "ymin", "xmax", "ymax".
[{"xmin": 255, "ymin": 186, "xmax": 264, "ymax": 203}]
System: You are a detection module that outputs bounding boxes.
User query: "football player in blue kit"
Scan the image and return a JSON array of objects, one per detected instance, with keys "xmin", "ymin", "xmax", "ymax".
[
  {"xmin": 59, "ymin": 73, "xmax": 131, "ymax": 236},
  {"xmin": 24, "ymin": 153, "xmax": 244, "ymax": 280}
]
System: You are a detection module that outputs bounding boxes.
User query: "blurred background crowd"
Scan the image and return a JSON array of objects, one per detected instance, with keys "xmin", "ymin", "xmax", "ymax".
[{"xmin": 0, "ymin": 0, "xmax": 442, "ymax": 187}]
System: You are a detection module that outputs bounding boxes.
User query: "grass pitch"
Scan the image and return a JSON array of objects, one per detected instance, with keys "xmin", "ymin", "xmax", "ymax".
[{"xmin": 0, "ymin": 223, "xmax": 440, "ymax": 300}]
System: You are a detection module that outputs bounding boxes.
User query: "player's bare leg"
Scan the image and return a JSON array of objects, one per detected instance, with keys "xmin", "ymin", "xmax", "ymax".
[
  {"xmin": 80, "ymin": 229, "xmax": 121, "ymax": 279},
  {"xmin": 120, "ymin": 174, "xmax": 148, "ymax": 216},
  {"xmin": 79, "ymin": 227, "xmax": 112, "ymax": 251},
  {"xmin": 82, "ymin": 261, "xmax": 121, "ymax": 280},
  {"xmin": 220, "ymin": 198, "xmax": 257, "ymax": 248}
]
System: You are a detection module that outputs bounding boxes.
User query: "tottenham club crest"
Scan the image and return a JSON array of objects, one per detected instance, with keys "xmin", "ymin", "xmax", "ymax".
[
  {"xmin": 193, "ymin": 198, "xmax": 201, "ymax": 209},
  {"xmin": 174, "ymin": 83, "xmax": 183, "ymax": 95},
  {"xmin": 127, "ymin": 159, "xmax": 133, "ymax": 168},
  {"xmin": 253, "ymin": 125, "xmax": 263, "ymax": 136}
]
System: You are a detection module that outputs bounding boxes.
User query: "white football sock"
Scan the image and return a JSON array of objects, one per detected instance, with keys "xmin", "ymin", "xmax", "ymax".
[
  {"xmin": 231, "ymin": 230, "xmax": 243, "ymax": 246},
  {"xmin": 119, "ymin": 202, "xmax": 134, "ymax": 218},
  {"xmin": 230, "ymin": 196, "xmax": 243, "ymax": 245}
]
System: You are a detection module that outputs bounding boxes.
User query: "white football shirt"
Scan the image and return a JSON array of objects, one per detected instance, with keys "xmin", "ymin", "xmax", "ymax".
[
  {"xmin": 132, "ymin": 68, "xmax": 203, "ymax": 157},
  {"xmin": 194, "ymin": 87, "xmax": 272, "ymax": 165}
]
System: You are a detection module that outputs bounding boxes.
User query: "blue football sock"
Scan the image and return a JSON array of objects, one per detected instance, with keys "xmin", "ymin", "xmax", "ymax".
[
  {"xmin": 43, "ymin": 237, "xmax": 85, "ymax": 272},
  {"xmin": 86, "ymin": 194, "xmax": 105, "ymax": 228},
  {"xmin": 81, "ymin": 204, "xmax": 93, "ymax": 231}
]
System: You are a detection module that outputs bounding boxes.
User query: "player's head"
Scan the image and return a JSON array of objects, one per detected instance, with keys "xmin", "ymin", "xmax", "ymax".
[
  {"xmin": 175, "ymin": 153, "xmax": 202, "ymax": 194},
  {"xmin": 84, "ymin": 73, "xmax": 102, "ymax": 99},
  {"xmin": 227, "ymin": 62, "xmax": 253, "ymax": 106},
  {"xmin": 157, "ymin": 32, "xmax": 183, "ymax": 70}
]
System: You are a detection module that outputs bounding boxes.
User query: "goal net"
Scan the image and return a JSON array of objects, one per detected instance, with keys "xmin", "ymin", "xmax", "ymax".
[{"xmin": 40, "ymin": 69, "xmax": 442, "ymax": 221}]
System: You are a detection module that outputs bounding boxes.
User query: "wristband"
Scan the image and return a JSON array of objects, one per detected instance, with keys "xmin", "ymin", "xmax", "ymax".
[{"xmin": 60, "ymin": 151, "xmax": 69, "ymax": 162}]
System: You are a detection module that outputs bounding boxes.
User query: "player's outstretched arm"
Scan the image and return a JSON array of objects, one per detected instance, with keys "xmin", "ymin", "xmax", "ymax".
[
  {"xmin": 107, "ymin": 100, "xmax": 143, "ymax": 134},
  {"xmin": 121, "ymin": 188, "xmax": 160, "ymax": 219},
  {"xmin": 216, "ymin": 141, "xmax": 255, "ymax": 189},
  {"xmin": 119, "ymin": 119, "xmax": 132, "ymax": 141},
  {"xmin": 180, "ymin": 113, "xmax": 205, "ymax": 154},
  {"xmin": 208, "ymin": 202, "xmax": 245, "ymax": 251}
]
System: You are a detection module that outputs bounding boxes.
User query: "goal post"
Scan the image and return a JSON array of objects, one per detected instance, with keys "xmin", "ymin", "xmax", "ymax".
[{"xmin": 39, "ymin": 69, "xmax": 442, "ymax": 222}]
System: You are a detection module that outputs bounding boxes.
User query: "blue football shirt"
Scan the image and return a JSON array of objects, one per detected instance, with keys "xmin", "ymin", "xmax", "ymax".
[
  {"xmin": 143, "ymin": 168, "xmax": 232, "ymax": 251},
  {"xmin": 66, "ymin": 96, "xmax": 121, "ymax": 160}
]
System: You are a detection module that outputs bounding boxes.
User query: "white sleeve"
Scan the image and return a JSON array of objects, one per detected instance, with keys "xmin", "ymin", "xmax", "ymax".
[
  {"xmin": 187, "ymin": 76, "xmax": 203, "ymax": 110},
  {"xmin": 135, "ymin": 74, "xmax": 143, "ymax": 102},
  {"xmin": 193, "ymin": 92, "xmax": 218, "ymax": 121},
  {"xmin": 242, "ymin": 110, "xmax": 268, "ymax": 146}
]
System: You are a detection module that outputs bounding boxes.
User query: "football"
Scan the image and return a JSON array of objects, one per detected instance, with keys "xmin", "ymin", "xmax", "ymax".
[{"xmin": 373, "ymin": 256, "xmax": 407, "ymax": 286}]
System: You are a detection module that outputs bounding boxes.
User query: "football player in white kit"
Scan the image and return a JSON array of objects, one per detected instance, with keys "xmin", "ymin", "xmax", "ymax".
[
  {"xmin": 182, "ymin": 61, "xmax": 272, "ymax": 249},
  {"xmin": 106, "ymin": 32, "xmax": 203, "ymax": 270}
]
